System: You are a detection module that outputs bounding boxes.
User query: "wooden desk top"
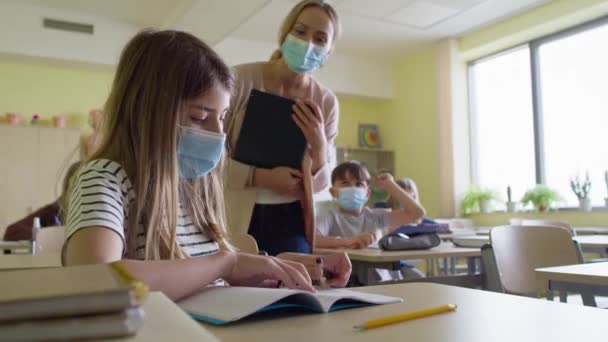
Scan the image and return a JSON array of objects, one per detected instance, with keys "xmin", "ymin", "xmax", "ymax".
[
  {"xmin": 100, "ymin": 292, "xmax": 218, "ymax": 341},
  {"xmin": 0, "ymin": 253, "xmax": 61, "ymax": 270},
  {"xmin": 315, "ymin": 243, "xmax": 480, "ymax": 262},
  {"xmin": 536, "ymin": 261, "xmax": 608, "ymax": 287},
  {"xmin": 204, "ymin": 283, "xmax": 608, "ymax": 342},
  {"xmin": 573, "ymin": 235, "xmax": 608, "ymax": 249},
  {"xmin": 574, "ymin": 227, "xmax": 608, "ymax": 235}
]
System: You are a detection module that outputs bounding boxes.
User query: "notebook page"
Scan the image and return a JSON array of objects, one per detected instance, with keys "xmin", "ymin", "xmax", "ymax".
[
  {"xmin": 314, "ymin": 289, "xmax": 403, "ymax": 312},
  {"xmin": 179, "ymin": 286, "xmax": 317, "ymax": 324}
]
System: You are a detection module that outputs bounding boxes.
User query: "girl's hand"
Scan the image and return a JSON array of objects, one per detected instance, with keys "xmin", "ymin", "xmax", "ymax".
[
  {"xmin": 223, "ymin": 252, "xmax": 315, "ymax": 292},
  {"xmin": 292, "ymin": 100, "xmax": 327, "ymax": 163},
  {"xmin": 256, "ymin": 167, "xmax": 302, "ymax": 197},
  {"xmin": 277, "ymin": 252, "xmax": 352, "ymax": 288}
]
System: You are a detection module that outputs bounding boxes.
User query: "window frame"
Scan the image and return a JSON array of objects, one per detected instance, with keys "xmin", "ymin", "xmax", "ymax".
[{"xmin": 467, "ymin": 15, "xmax": 608, "ymax": 210}]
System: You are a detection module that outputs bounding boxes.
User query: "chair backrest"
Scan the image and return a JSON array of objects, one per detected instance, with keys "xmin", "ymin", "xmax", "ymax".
[
  {"xmin": 230, "ymin": 234, "xmax": 259, "ymax": 255},
  {"xmin": 35, "ymin": 226, "xmax": 65, "ymax": 254},
  {"xmin": 516, "ymin": 219, "xmax": 575, "ymax": 236},
  {"xmin": 490, "ymin": 225, "xmax": 580, "ymax": 296}
]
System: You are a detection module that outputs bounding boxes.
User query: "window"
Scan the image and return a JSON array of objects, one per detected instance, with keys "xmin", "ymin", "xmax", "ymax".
[
  {"xmin": 538, "ymin": 23, "xmax": 608, "ymax": 207},
  {"xmin": 469, "ymin": 17, "xmax": 608, "ymax": 209},
  {"xmin": 469, "ymin": 47, "xmax": 536, "ymax": 207}
]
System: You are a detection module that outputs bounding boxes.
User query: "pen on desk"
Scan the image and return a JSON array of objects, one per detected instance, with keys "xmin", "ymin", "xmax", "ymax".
[
  {"xmin": 353, "ymin": 304, "xmax": 457, "ymax": 330},
  {"xmin": 316, "ymin": 257, "xmax": 328, "ymax": 289}
]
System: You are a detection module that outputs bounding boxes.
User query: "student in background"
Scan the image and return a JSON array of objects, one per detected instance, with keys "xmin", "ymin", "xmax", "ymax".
[
  {"xmin": 315, "ymin": 161, "xmax": 425, "ymax": 285},
  {"xmin": 224, "ymin": 0, "xmax": 341, "ymax": 255},
  {"xmin": 63, "ymin": 30, "xmax": 351, "ymax": 301},
  {"xmin": 387, "ymin": 178, "xmax": 436, "ymax": 224},
  {"xmin": 4, "ymin": 161, "xmax": 81, "ymax": 241}
]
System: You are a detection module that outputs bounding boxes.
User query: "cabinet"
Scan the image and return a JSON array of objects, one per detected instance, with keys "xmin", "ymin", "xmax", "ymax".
[{"xmin": 0, "ymin": 126, "xmax": 80, "ymax": 228}]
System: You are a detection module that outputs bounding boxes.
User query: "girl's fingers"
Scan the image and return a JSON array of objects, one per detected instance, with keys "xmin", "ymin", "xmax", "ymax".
[{"xmin": 274, "ymin": 259, "xmax": 315, "ymax": 292}]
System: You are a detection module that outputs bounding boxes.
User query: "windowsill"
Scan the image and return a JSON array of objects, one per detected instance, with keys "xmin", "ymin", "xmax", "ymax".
[
  {"xmin": 466, "ymin": 210, "xmax": 608, "ymax": 227},
  {"xmin": 486, "ymin": 206, "xmax": 608, "ymax": 214}
]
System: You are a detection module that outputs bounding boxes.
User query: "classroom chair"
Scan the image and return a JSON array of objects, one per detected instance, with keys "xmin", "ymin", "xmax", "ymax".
[
  {"xmin": 509, "ymin": 218, "xmax": 575, "ymax": 236},
  {"xmin": 230, "ymin": 234, "xmax": 259, "ymax": 254},
  {"xmin": 483, "ymin": 225, "xmax": 608, "ymax": 307}
]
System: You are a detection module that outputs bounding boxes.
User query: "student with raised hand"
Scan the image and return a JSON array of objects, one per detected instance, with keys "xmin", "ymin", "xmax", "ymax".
[
  {"xmin": 62, "ymin": 29, "xmax": 350, "ymax": 301},
  {"xmin": 224, "ymin": 0, "xmax": 341, "ymax": 255},
  {"xmin": 315, "ymin": 162, "xmax": 426, "ymax": 250},
  {"xmin": 314, "ymin": 161, "xmax": 425, "ymax": 284}
]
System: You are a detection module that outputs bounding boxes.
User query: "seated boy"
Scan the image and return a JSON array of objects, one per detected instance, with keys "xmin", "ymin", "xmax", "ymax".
[{"xmin": 315, "ymin": 161, "xmax": 426, "ymax": 285}]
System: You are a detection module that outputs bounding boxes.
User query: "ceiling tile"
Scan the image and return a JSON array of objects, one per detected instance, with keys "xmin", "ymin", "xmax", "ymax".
[
  {"xmin": 421, "ymin": 0, "xmax": 487, "ymax": 11},
  {"xmin": 337, "ymin": 0, "xmax": 414, "ymax": 19},
  {"xmin": 386, "ymin": 1, "xmax": 460, "ymax": 29}
]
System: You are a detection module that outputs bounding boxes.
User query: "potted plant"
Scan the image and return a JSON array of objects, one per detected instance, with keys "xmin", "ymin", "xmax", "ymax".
[
  {"xmin": 571, "ymin": 173, "xmax": 592, "ymax": 212},
  {"xmin": 521, "ymin": 185, "xmax": 561, "ymax": 212},
  {"xmin": 460, "ymin": 186, "xmax": 498, "ymax": 215},
  {"xmin": 505, "ymin": 185, "xmax": 517, "ymax": 213}
]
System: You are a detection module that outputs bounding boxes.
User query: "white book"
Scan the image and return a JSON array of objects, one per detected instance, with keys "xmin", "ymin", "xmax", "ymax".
[
  {"xmin": 179, "ymin": 286, "xmax": 402, "ymax": 325},
  {"xmin": 0, "ymin": 307, "xmax": 144, "ymax": 342}
]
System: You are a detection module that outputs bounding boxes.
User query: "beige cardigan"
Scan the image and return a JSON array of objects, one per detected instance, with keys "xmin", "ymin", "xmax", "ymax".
[{"xmin": 224, "ymin": 62, "xmax": 339, "ymax": 235}]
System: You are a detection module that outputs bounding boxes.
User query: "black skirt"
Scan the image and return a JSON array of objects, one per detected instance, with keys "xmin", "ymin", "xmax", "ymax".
[{"xmin": 247, "ymin": 201, "xmax": 311, "ymax": 256}]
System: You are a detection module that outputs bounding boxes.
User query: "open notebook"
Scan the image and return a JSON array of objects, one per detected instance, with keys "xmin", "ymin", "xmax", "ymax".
[{"xmin": 179, "ymin": 286, "xmax": 402, "ymax": 325}]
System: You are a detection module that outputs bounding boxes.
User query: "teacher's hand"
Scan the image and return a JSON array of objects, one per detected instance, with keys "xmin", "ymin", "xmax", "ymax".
[
  {"xmin": 292, "ymin": 100, "xmax": 327, "ymax": 170},
  {"xmin": 255, "ymin": 167, "xmax": 302, "ymax": 197}
]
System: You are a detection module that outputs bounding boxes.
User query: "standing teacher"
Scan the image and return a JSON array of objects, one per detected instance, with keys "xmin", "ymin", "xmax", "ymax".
[{"xmin": 225, "ymin": 0, "xmax": 340, "ymax": 255}]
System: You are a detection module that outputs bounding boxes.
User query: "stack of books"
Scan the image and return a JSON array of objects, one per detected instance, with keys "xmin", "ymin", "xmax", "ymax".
[{"xmin": 0, "ymin": 264, "xmax": 146, "ymax": 341}]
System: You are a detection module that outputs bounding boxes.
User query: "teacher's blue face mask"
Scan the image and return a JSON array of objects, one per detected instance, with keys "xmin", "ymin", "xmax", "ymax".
[
  {"xmin": 177, "ymin": 126, "xmax": 225, "ymax": 179},
  {"xmin": 280, "ymin": 34, "xmax": 327, "ymax": 73}
]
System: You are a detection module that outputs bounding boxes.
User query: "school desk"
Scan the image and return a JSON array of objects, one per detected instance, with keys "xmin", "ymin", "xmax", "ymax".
[
  {"xmin": 536, "ymin": 261, "xmax": 608, "ymax": 307},
  {"xmin": 203, "ymin": 282, "xmax": 608, "ymax": 342},
  {"xmin": 102, "ymin": 292, "xmax": 219, "ymax": 341},
  {"xmin": 315, "ymin": 243, "xmax": 483, "ymax": 287},
  {"xmin": 0, "ymin": 252, "xmax": 61, "ymax": 271}
]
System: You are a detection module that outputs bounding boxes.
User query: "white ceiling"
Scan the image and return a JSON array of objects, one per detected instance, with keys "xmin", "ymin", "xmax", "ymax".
[{"xmin": 7, "ymin": 0, "xmax": 553, "ymax": 60}]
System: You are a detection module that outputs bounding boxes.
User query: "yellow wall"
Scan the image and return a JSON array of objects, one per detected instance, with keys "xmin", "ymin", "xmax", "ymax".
[
  {"xmin": 0, "ymin": 56, "xmax": 114, "ymax": 129},
  {"xmin": 335, "ymin": 96, "xmax": 391, "ymax": 148},
  {"xmin": 384, "ymin": 47, "xmax": 441, "ymax": 217}
]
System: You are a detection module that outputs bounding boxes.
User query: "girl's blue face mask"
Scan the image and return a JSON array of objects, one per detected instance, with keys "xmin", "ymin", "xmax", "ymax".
[
  {"xmin": 280, "ymin": 34, "xmax": 327, "ymax": 73},
  {"xmin": 177, "ymin": 126, "xmax": 225, "ymax": 179},
  {"xmin": 337, "ymin": 187, "xmax": 369, "ymax": 211}
]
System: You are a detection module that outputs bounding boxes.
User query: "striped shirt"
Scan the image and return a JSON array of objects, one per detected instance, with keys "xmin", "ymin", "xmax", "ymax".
[{"xmin": 65, "ymin": 159, "xmax": 220, "ymax": 259}]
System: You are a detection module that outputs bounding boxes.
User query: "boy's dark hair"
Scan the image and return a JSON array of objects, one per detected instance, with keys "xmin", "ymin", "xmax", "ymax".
[{"xmin": 331, "ymin": 161, "xmax": 371, "ymax": 185}]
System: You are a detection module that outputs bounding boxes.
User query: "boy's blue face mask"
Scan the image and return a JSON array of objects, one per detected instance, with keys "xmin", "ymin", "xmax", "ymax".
[
  {"xmin": 280, "ymin": 34, "xmax": 327, "ymax": 73},
  {"xmin": 177, "ymin": 126, "xmax": 225, "ymax": 179},
  {"xmin": 337, "ymin": 187, "xmax": 369, "ymax": 211}
]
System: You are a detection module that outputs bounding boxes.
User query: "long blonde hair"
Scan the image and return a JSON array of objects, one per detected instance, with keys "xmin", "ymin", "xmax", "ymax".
[
  {"xmin": 90, "ymin": 30, "xmax": 234, "ymax": 260},
  {"xmin": 270, "ymin": 0, "xmax": 341, "ymax": 61}
]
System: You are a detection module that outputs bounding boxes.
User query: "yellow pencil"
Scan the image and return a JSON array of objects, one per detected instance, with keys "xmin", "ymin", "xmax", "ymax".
[
  {"xmin": 354, "ymin": 304, "xmax": 457, "ymax": 330},
  {"xmin": 110, "ymin": 262, "xmax": 149, "ymax": 301}
]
